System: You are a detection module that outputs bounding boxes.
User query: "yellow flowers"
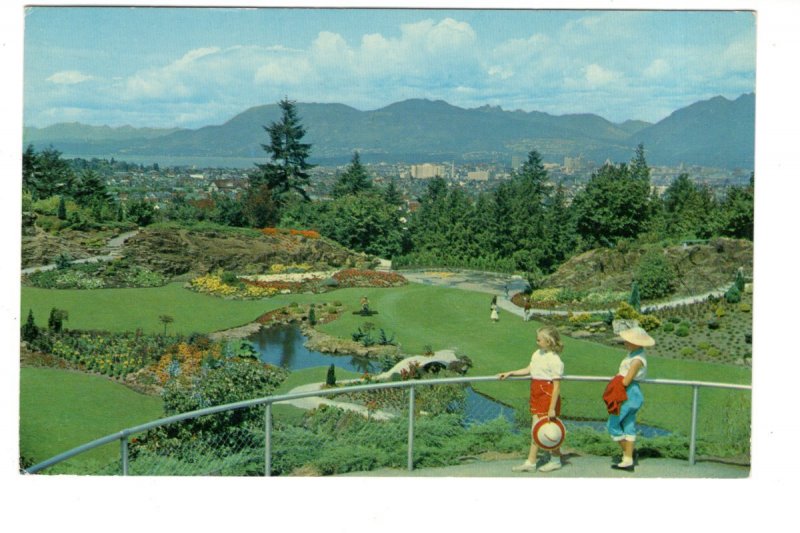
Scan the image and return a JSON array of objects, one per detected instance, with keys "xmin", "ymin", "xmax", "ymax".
[{"xmin": 189, "ymin": 274, "xmax": 238, "ymax": 296}]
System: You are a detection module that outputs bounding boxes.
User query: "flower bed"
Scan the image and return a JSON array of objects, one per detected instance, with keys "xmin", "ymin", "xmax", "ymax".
[
  {"xmin": 188, "ymin": 269, "xmax": 407, "ymax": 299},
  {"xmin": 332, "ymin": 269, "xmax": 407, "ymax": 288},
  {"xmin": 48, "ymin": 331, "xmax": 178, "ymax": 379}
]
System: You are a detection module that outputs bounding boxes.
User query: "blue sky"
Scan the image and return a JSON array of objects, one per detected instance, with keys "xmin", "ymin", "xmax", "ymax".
[{"xmin": 22, "ymin": 6, "xmax": 756, "ymax": 129}]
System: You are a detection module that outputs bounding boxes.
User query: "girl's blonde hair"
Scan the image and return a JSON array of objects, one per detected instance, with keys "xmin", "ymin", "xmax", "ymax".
[{"xmin": 537, "ymin": 326, "xmax": 564, "ymax": 353}]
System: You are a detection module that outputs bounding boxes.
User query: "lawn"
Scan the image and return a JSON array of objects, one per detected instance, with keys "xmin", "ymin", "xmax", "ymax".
[
  {"xmin": 20, "ymin": 367, "xmax": 163, "ymax": 473},
  {"xmin": 21, "ymin": 281, "xmax": 752, "ymax": 461}
]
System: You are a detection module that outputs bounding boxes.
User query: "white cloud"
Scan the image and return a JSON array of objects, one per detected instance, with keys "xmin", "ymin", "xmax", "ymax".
[
  {"xmin": 46, "ymin": 71, "xmax": 93, "ymax": 85},
  {"xmin": 584, "ymin": 64, "xmax": 617, "ymax": 86},
  {"xmin": 644, "ymin": 59, "xmax": 670, "ymax": 79}
]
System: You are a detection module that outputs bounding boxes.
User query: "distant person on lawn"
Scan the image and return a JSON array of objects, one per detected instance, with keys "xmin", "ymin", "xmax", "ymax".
[
  {"xmin": 607, "ymin": 326, "xmax": 654, "ymax": 472},
  {"xmin": 497, "ymin": 326, "xmax": 565, "ymax": 472},
  {"xmin": 490, "ymin": 295, "xmax": 499, "ymax": 322}
]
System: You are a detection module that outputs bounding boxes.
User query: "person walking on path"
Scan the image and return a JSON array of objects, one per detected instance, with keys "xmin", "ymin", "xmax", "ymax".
[
  {"xmin": 523, "ymin": 296, "xmax": 532, "ymax": 322},
  {"xmin": 607, "ymin": 326, "xmax": 654, "ymax": 472},
  {"xmin": 497, "ymin": 326, "xmax": 565, "ymax": 473}
]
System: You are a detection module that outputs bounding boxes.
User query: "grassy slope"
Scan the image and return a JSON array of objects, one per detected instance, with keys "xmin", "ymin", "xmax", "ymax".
[
  {"xmin": 20, "ymin": 367, "xmax": 163, "ymax": 472},
  {"xmin": 21, "ymin": 282, "xmax": 751, "ymax": 446}
]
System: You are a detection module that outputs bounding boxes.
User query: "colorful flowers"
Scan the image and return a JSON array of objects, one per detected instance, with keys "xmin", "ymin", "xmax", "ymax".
[
  {"xmin": 332, "ymin": 269, "xmax": 407, "ymax": 288},
  {"xmin": 261, "ymin": 227, "xmax": 320, "ymax": 239}
]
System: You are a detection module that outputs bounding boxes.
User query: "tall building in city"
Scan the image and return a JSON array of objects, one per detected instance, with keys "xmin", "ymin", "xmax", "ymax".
[{"xmin": 411, "ymin": 163, "xmax": 446, "ymax": 179}]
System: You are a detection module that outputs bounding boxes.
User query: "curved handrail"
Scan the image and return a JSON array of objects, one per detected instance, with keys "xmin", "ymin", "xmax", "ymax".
[{"xmin": 24, "ymin": 374, "xmax": 751, "ymax": 474}]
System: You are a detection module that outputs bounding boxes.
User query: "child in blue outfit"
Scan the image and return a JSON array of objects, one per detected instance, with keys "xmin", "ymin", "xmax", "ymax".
[{"xmin": 608, "ymin": 326, "xmax": 654, "ymax": 472}]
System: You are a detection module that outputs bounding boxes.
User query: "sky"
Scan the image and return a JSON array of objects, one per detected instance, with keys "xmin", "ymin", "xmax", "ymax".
[{"xmin": 22, "ymin": 5, "xmax": 756, "ymax": 129}]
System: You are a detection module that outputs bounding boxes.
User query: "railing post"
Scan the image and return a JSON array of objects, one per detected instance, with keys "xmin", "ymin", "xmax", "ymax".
[
  {"xmin": 120, "ymin": 435, "xmax": 129, "ymax": 476},
  {"xmin": 265, "ymin": 402, "xmax": 272, "ymax": 477},
  {"xmin": 689, "ymin": 385, "xmax": 699, "ymax": 465},
  {"xmin": 407, "ymin": 385, "xmax": 415, "ymax": 471}
]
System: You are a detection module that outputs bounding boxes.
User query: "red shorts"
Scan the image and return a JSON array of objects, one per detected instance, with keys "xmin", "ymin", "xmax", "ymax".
[{"xmin": 529, "ymin": 379, "xmax": 561, "ymax": 416}]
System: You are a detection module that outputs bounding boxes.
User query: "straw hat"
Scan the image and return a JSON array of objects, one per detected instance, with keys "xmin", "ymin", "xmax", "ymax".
[
  {"xmin": 532, "ymin": 417, "xmax": 566, "ymax": 450},
  {"xmin": 619, "ymin": 326, "xmax": 655, "ymax": 347}
]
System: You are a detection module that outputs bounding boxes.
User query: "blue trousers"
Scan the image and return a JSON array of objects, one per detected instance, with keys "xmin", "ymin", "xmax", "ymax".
[{"xmin": 607, "ymin": 382, "xmax": 643, "ymax": 442}]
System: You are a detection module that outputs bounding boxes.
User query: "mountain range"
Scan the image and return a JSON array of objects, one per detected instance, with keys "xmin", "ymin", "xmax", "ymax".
[{"xmin": 23, "ymin": 93, "xmax": 755, "ymax": 169}]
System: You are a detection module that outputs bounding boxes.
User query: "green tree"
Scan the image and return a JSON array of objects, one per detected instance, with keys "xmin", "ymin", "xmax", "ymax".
[
  {"xmin": 21, "ymin": 309, "xmax": 39, "ymax": 343},
  {"xmin": 383, "ymin": 177, "xmax": 403, "ymax": 206},
  {"xmin": 628, "ymin": 281, "xmax": 641, "ymax": 312},
  {"xmin": 320, "ymin": 193, "xmax": 407, "ymax": 258},
  {"xmin": 572, "ymin": 159, "xmax": 652, "ymax": 249},
  {"xmin": 22, "ymin": 146, "xmax": 75, "ymax": 200},
  {"xmin": 127, "ymin": 200, "xmax": 156, "ymax": 226},
  {"xmin": 716, "ymin": 177, "xmax": 754, "ymax": 240},
  {"xmin": 661, "ymin": 173, "xmax": 717, "ymax": 239},
  {"xmin": 72, "ymin": 169, "xmax": 111, "ymax": 209},
  {"xmin": 326, "ymin": 364, "xmax": 337, "ymax": 387},
  {"xmin": 332, "ymin": 151, "xmax": 373, "ymax": 198},
  {"xmin": 47, "ymin": 308, "xmax": 69, "ymax": 333},
  {"xmin": 57, "ymin": 196, "xmax": 67, "ymax": 220},
  {"xmin": 252, "ymin": 97, "xmax": 315, "ymax": 205}
]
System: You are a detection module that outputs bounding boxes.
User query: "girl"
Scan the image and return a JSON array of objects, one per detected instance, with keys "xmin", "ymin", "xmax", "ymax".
[
  {"xmin": 498, "ymin": 326, "xmax": 565, "ymax": 473},
  {"xmin": 608, "ymin": 326, "xmax": 654, "ymax": 472}
]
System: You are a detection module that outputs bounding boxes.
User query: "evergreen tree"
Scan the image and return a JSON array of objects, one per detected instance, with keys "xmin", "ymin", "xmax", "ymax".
[
  {"xmin": 716, "ymin": 176, "xmax": 754, "ymax": 240},
  {"xmin": 48, "ymin": 308, "xmax": 68, "ymax": 333},
  {"xmin": 252, "ymin": 98, "xmax": 315, "ymax": 205},
  {"xmin": 21, "ymin": 309, "xmax": 39, "ymax": 343},
  {"xmin": 332, "ymin": 151, "xmax": 373, "ymax": 198},
  {"xmin": 57, "ymin": 196, "xmax": 67, "ymax": 220},
  {"xmin": 629, "ymin": 281, "xmax": 641, "ymax": 312},
  {"xmin": 572, "ymin": 158, "xmax": 652, "ymax": 249},
  {"xmin": 383, "ymin": 177, "xmax": 403, "ymax": 206},
  {"xmin": 326, "ymin": 364, "xmax": 337, "ymax": 387}
]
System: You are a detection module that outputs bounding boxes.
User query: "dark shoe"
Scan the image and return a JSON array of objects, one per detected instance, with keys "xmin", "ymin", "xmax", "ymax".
[{"xmin": 611, "ymin": 463, "xmax": 635, "ymax": 472}]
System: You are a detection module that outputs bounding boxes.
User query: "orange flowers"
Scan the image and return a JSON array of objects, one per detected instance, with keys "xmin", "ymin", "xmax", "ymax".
[{"xmin": 261, "ymin": 227, "xmax": 320, "ymax": 239}]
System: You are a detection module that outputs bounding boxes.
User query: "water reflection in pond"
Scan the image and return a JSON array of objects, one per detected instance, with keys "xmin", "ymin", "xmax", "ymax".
[
  {"xmin": 248, "ymin": 323, "xmax": 514, "ymax": 424},
  {"xmin": 247, "ymin": 324, "xmax": 668, "ymax": 435}
]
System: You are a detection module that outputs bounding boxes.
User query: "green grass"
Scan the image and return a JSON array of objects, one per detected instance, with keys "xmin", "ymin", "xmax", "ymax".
[
  {"xmin": 21, "ymin": 282, "xmax": 324, "ymax": 335},
  {"xmin": 21, "ymin": 281, "xmax": 752, "ymax": 464},
  {"xmin": 20, "ymin": 367, "xmax": 163, "ymax": 473}
]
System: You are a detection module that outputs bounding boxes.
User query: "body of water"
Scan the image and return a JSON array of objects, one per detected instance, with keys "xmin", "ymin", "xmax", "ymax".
[{"xmin": 247, "ymin": 323, "xmax": 669, "ymax": 435}]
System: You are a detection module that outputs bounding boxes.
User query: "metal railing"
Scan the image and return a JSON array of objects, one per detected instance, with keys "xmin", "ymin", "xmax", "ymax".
[{"xmin": 24, "ymin": 374, "xmax": 751, "ymax": 475}]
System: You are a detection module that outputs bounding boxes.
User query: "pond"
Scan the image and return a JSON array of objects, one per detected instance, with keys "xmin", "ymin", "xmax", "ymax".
[
  {"xmin": 248, "ymin": 323, "xmax": 516, "ymax": 425},
  {"xmin": 248, "ymin": 324, "xmax": 669, "ymax": 436}
]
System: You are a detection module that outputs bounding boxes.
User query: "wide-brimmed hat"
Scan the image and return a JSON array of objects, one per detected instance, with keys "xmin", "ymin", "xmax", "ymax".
[
  {"xmin": 619, "ymin": 326, "xmax": 655, "ymax": 347},
  {"xmin": 532, "ymin": 417, "xmax": 566, "ymax": 450}
]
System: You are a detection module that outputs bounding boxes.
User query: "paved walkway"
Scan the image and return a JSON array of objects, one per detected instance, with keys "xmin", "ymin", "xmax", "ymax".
[
  {"xmin": 338, "ymin": 453, "xmax": 749, "ymax": 478},
  {"xmin": 398, "ymin": 268, "xmax": 730, "ymax": 316}
]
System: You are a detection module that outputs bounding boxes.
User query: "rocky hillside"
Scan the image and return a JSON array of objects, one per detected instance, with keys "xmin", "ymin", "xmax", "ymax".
[
  {"xmin": 120, "ymin": 226, "xmax": 375, "ymax": 277},
  {"xmin": 542, "ymin": 238, "xmax": 753, "ymax": 296}
]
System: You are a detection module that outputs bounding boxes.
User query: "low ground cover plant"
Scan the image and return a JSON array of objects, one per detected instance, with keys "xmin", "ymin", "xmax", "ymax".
[{"xmin": 24, "ymin": 260, "xmax": 168, "ymax": 289}]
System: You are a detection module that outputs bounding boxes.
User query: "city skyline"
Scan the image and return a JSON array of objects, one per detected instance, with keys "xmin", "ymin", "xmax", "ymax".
[{"xmin": 23, "ymin": 5, "xmax": 755, "ymax": 129}]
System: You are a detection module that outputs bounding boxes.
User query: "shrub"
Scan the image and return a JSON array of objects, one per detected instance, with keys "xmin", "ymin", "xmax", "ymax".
[
  {"xmin": 725, "ymin": 285, "xmax": 742, "ymax": 304},
  {"xmin": 635, "ymin": 251, "xmax": 676, "ymax": 299},
  {"xmin": 638, "ymin": 314, "xmax": 662, "ymax": 331},
  {"xmin": 680, "ymin": 347, "xmax": 695, "ymax": 357},
  {"xmin": 706, "ymin": 347, "xmax": 722, "ymax": 358},
  {"xmin": 675, "ymin": 325, "xmax": 690, "ymax": 337},
  {"xmin": 738, "ymin": 303, "xmax": 752, "ymax": 313},
  {"xmin": 662, "ymin": 322, "xmax": 675, "ymax": 333}
]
